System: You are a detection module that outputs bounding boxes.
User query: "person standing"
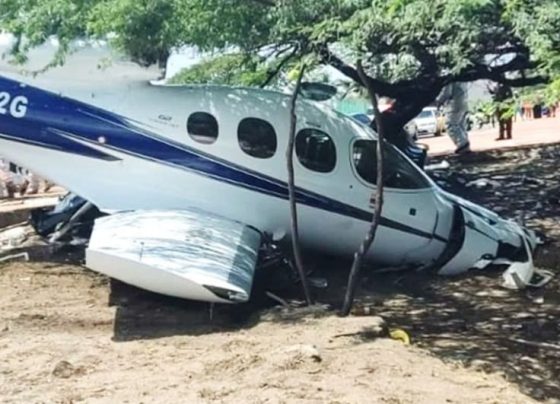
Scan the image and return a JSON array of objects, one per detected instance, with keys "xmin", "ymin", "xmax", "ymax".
[
  {"xmin": 490, "ymin": 83, "xmax": 514, "ymax": 140},
  {"xmin": 516, "ymin": 103, "xmax": 524, "ymax": 121},
  {"xmin": 549, "ymin": 102, "xmax": 557, "ymax": 118},
  {"xmin": 523, "ymin": 100, "xmax": 533, "ymax": 119},
  {"xmin": 436, "ymin": 82, "xmax": 471, "ymax": 154}
]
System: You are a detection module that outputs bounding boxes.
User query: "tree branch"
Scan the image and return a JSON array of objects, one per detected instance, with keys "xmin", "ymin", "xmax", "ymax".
[
  {"xmin": 341, "ymin": 59, "xmax": 386, "ymax": 316},
  {"xmin": 498, "ymin": 75, "xmax": 549, "ymax": 87},
  {"xmin": 449, "ymin": 54, "xmax": 548, "ymax": 87},
  {"xmin": 316, "ymin": 45, "xmax": 399, "ymax": 98},
  {"xmin": 260, "ymin": 45, "xmax": 298, "ymax": 88},
  {"xmin": 286, "ymin": 63, "xmax": 313, "ymax": 306},
  {"xmin": 249, "ymin": 0, "xmax": 275, "ymax": 6}
]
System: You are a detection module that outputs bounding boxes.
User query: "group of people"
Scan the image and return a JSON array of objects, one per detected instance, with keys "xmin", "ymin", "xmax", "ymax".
[
  {"xmin": 437, "ymin": 81, "xmax": 517, "ymax": 153},
  {"xmin": 435, "ymin": 82, "xmax": 559, "ymax": 154},
  {"xmin": 518, "ymin": 101, "xmax": 557, "ymax": 120},
  {"xmin": 0, "ymin": 159, "xmax": 51, "ymax": 199}
]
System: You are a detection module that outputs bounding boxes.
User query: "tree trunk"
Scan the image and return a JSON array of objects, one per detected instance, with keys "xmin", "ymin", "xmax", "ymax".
[
  {"xmin": 340, "ymin": 60, "xmax": 386, "ymax": 317},
  {"xmin": 286, "ymin": 64, "xmax": 313, "ymax": 306},
  {"xmin": 376, "ymin": 86, "xmax": 443, "ymax": 147}
]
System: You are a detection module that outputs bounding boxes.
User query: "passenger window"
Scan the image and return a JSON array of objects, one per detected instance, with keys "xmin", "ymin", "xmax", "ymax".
[
  {"xmin": 238, "ymin": 118, "xmax": 277, "ymax": 159},
  {"xmin": 353, "ymin": 140, "xmax": 430, "ymax": 189},
  {"xmin": 187, "ymin": 112, "xmax": 219, "ymax": 144},
  {"xmin": 295, "ymin": 129, "xmax": 336, "ymax": 173}
]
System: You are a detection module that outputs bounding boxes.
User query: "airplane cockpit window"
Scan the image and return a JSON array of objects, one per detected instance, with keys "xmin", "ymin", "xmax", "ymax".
[
  {"xmin": 238, "ymin": 118, "xmax": 277, "ymax": 159},
  {"xmin": 187, "ymin": 112, "xmax": 219, "ymax": 144},
  {"xmin": 353, "ymin": 140, "xmax": 430, "ymax": 189},
  {"xmin": 295, "ymin": 129, "xmax": 336, "ymax": 173}
]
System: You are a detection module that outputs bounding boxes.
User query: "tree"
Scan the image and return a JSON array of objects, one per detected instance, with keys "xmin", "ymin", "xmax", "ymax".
[
  {"xmin": 163, "ymin": 0, "xmax": 560, "ymax": 144},
  {"xmin": 1, "ymin": 0, "xmax": 559, "ymax": 144}
]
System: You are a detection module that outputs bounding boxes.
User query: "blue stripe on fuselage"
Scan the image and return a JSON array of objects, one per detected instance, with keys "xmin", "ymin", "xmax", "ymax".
[
  {"xmin": 0, "ymin": 76, "xmax": 447, "ymax": 242},
  {"xmin": 0, "ymin": 78, "xmax": 120, "ymax": 161},
  {"xmin": 0, "ymin": 75, "xmax": 374, "ymax": 222}
]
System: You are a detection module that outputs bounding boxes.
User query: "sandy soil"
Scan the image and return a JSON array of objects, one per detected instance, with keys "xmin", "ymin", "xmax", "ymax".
[
  {"xmin": 0, "ymin": 262, "xmax": 537, "ymax": 404},
  {"xmin": 1, "ymin": 145, "xmax": 560, "ymax": 403}
]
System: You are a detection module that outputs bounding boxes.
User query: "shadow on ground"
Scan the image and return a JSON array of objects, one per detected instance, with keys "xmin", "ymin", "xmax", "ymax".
[
  {"xmin": 354, "ymin": 268, "xmax": 560, "ymax": 401},
  {"xmin": 108, "ymin": 145, "xmax": 560, "ymax": 401}
]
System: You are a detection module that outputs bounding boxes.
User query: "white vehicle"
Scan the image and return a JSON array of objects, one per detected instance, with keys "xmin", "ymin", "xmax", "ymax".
[
  {"xmin": 0, "ymin": 69, "xmax": 549, "ymax": 303},
  {"xmin": 414, "ymin": 107, "xmax": 441, "ymax": 137},
  {"xmin": 365, "ymin": 107, "xmax": 418, "ymax": 139}
]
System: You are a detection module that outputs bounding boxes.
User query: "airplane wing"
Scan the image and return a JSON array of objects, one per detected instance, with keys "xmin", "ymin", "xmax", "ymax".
[{"xmin": 85, "ymin": 209, "xmax": 262, "ymax": 303}]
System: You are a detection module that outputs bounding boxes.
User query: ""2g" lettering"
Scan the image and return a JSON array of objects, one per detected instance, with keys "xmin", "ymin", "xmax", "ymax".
[{"xmin": 0, "ymin": 92, "xmax": 29, "ymax": 118}]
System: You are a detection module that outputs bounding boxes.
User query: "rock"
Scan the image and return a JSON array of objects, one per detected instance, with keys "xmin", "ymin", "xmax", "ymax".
[
  {"xmin": 365, "ymin": 316, "xmax": 387, "ymax": 336},
  {"xmin": 511, "ymin": 312, "xmax": 534, "ymax": 320},
  {"xmin": 52, "ymin": 361, "xmax": 76, "ymax": 379},
  {"xmin": 284, "ymin": 344, "xmax": 322, "ymax": 363},
  {"xmin": 466, "ymin": 178, "xmax": 500, "ymax": 189},
  {"xmin": 261, "ymin": 304, "xmax": 331, "ymax": 322},
  {"xmin": 523, "ymin": 177, "xmax": 544, "ymax": 186},
  {"xmin": 277, "ymin": 344, "xmax": 323, "ymax": 370},
  {"xmin": 470, "ymin": 359, "xmax": 492, "ymax": 373}
]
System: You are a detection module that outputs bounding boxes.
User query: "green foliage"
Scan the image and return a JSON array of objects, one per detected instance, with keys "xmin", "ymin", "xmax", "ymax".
[
  {"xmin": 87, "ymin": 0, "xmax": 183, "ymax": 66},
  {"xmin": 2, "ymin": 0, "xmax": 559, "ymax": 84},
  {"xmin": 545, "ymin": 79, "xmax": 560, "ymax": 105},
  {"xmin": 517, "ymin": 80, "xmax": 560, "ymax": 106},
  {"xmin": 504, "ymin": 0, "xmax": 560, "ymax": 78},
  {"xmin": 169, "ymin": 53, "xmax": 269, "ymax": 86},
  {"xmin": 0, "ymin": 0, "xmax": 93, "ymax": 68},
  {"xmin": 475, "ymin": 100, "xmax": 497, "ymax": 118}
]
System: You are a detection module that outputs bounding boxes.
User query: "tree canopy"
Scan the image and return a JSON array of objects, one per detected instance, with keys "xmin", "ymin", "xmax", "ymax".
[{"xmin": 1, "ymin": 0, "xmax": 559, "ymax": 143}]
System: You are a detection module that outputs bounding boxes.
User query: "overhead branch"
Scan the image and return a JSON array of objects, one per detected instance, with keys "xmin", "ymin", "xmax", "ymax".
[
  {"xmin": 497, "ymin": 75, "xmax": 549, "ymax": 87},
  {"xmin": 316, "ymin": 44, "xmax": 445, "ymax": 101},
  {"xmin": 450, "ymin": 54, "xmax": 548, "ymax": 87},
  {"xmin": 260, "ymin": 45, "xmax": 298, "ymax": 88},
  {"xmin": 249, "ymin": 0, "xmax": 276, "ymax": 6},
  {"xmin": 410, "ymin": 43, "xmax": 438, "ymax": 74},
  {"xmin": 316, "ymin": 45, "xmax": 399, "ymax": 98}
]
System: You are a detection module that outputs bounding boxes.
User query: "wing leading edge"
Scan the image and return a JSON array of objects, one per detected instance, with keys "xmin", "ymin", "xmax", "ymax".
[{"xmin": 86, "ymin": 209, "xmax": 262, "ymax": 303}]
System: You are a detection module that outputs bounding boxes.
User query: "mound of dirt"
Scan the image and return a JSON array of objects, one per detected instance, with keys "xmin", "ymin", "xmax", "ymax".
[{"xmin": 0, "ymin": 262, "xmax": 535, "ymax": 403}]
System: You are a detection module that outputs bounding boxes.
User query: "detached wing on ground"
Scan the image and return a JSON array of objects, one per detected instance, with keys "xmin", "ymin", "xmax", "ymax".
[{"xmin": 86, "ymin": 210, "xmax": 261, "ymax": 303}]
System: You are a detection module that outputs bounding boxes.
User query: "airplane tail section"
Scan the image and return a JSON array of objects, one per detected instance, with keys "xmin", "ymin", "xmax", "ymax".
[
  {"xmin": 0, "ymin": 75, "xmax": 120, "ymax": 160},
  {"xmin": 0, "ymin": 74, "xmax": 126, "ymax": 207}
]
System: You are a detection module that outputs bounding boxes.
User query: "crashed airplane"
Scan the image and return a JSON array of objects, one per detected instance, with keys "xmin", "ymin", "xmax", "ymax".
[{"xmin": 0, "ymin": 72, "xmax": 550, "ymax": 303}]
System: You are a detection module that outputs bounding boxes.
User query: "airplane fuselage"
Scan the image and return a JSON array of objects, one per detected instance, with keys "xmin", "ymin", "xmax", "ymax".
[{"xmin": 0, "ymin": 73, "xmax": 540, "ymax": 287}]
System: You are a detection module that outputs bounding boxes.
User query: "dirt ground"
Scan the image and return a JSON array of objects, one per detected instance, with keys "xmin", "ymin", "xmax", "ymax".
[{"xmin": 1, "ymin": 145, "xmax": 560, "ymax": 403}]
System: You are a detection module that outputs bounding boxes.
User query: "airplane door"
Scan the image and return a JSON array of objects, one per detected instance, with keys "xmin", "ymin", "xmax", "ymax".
[{"xmin": 348, "ymin": 139, "xmax": 445, "ymax": 265}]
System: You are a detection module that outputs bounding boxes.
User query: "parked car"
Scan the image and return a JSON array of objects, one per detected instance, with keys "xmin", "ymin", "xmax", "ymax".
[{"xmin": 413, "ymin": 107, "xmax": 444, "ymax": 137}]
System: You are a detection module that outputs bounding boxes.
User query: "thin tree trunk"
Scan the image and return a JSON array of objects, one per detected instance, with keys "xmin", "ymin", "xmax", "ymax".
[
  {"xmin": 340, "ymin": 60, "xmax": 386, "ymax": 316},
  {"xmin": 287, "ymin": 64, "xmax": 313, "ymax": 306}
]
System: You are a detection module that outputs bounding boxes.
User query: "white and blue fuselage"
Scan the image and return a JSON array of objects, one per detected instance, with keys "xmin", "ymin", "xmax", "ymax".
[{"xmin": 0, "ymin": 70, "xmax": 543, "ymax": 289}]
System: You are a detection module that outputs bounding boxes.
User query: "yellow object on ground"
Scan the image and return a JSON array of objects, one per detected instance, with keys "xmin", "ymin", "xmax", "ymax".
[{"xmin": 389, "ymin": 328, "xmax": 411, "ymax": 345}]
